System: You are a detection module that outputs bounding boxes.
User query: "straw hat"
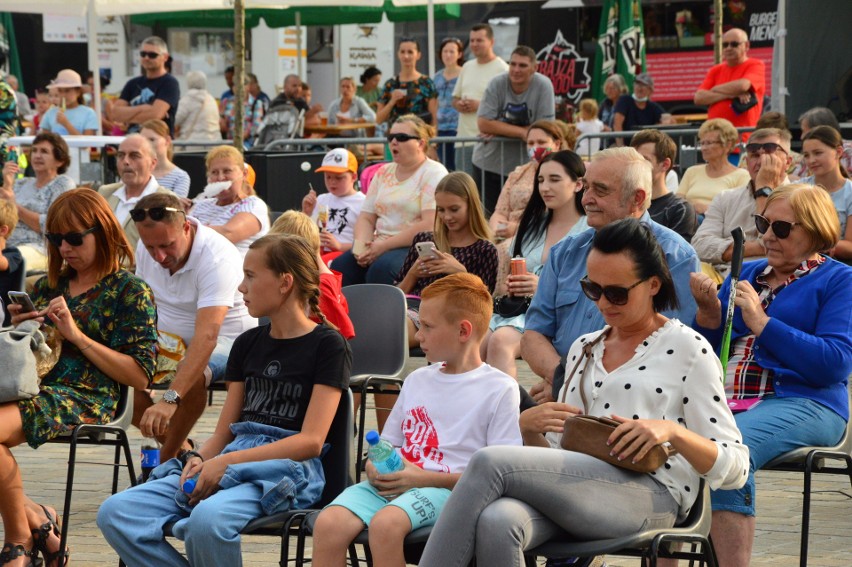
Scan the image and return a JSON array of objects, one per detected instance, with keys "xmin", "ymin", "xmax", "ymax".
[{"xmin": 48, "ymin": 69, "xmax": 83, "ymax": 89}]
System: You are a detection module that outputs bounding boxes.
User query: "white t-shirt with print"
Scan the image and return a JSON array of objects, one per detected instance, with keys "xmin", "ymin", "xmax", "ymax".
[
  {"xmin": 190, "ymin": 195, "xmax": 270, "ymax": 257},
  {"xmin": 362, "ymin": 160, "xmax": 447, "ymax": 239},
  {"xmin": 310, "ymin": 191, "xmax": 366, "ymax": 246},
  {"xmin": 382, "ymin": 362, "xmax": 522, "ymax": 474}
]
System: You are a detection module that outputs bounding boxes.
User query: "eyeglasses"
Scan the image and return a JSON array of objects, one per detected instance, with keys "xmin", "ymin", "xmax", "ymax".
[
  {"xmin": 721, "ymin": 41, "xmax": 743, "ymax": 48},
  {"xmin": 745, "ymin": 142, "xmax": 788, "ymax": 158},
  {"xmin": 754, "ymin": 214, "xmax": 799, "ymax": 239},
  {"xmin": 139, "ymin": 51, "xmax": 161, "ymax": 59},
  {"xmin": 129, "ymin": 206, "xmax": 185, "ymax": 223},
  {"xmin": 387, "ymin": 133, "xmax": 420, "ymax": 143},
  {"xmin": 699, "ymin": 140, "xmax": 723, "ymax": 148},
  {"xmin": 45, "ymin": 226, "xmax": 99, "ymax": 248},
  {"xmin": 580, "ymin": 276, "xmax": 647, "ymax": 306}
]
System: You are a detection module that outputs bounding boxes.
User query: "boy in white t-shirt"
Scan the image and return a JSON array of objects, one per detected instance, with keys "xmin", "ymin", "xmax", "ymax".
[
  {"xmin": 302, "ymin": 148, "xmax": 365, "ymax": 265},
  {"xmin": 575, "ymin": 98, "xmax": 605, "ymax": 157},
  {"xmin": 312, "ymin": 273, "xmax": 522, "ymax": 565}
]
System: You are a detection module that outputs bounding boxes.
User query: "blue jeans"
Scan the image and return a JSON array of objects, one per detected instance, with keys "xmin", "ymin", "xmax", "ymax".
[
  {"xmin": 332, "ymin": 247, "xmax": 409, "ymax": 286},
  {"xmin": 418, "ymin": 446, "xmax": 678, "ymax": 567},
  {"xmin": 98, "ymin": 422, "xmax": 326, "ymax": 567},
  {"xmin": 711, "ymin": 396, "xmax": 846, "ymax": 516}
]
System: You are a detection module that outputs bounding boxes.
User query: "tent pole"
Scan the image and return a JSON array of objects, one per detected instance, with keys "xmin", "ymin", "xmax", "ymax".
[
  {"xmin": 88, "ymin": 0, "xmax": 102, "ymax": 135},
  {"xmin": 234, "ymin": 0, "xmax": 245, "ymax": 151},
  {"xmin": 427, "ymin": 0, "xmax": 435, "ymax": 76},
  {"xmin": 296, "ymin": 11, "xmax": 303, "ymax": 79},
  {"xmin": 714, "ymin": 0, "xmax": 723, "ymax": 64}
]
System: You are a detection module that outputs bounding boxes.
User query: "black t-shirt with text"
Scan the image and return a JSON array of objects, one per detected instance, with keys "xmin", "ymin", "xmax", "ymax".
[{"xmin": 225, "ymin": 324, "xmax": 351, "ymax": 431}]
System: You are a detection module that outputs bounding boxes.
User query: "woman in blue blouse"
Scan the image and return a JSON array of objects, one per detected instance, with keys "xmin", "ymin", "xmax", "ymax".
[
  {"xmin": 691, "ymin": 183, "xmax": 852, "ymax": 567},
  {"xmin": 432, "ymin": 37, "xmax": 464, "ymax": 171}
]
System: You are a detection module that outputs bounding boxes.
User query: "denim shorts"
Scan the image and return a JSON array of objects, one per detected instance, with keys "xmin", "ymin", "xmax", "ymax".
[
  {"xmin": 327, "ymin": 480, "xmax": 451, "ymax": 530},
  {"xmin": 711, "ymin": 396, "xmax": 846, "ymax": 516}
]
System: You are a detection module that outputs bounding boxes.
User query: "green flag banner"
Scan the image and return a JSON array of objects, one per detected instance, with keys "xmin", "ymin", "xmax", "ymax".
[{"xmin": 592, "ymin": 0, "xmax": 646, "ymax": 100}]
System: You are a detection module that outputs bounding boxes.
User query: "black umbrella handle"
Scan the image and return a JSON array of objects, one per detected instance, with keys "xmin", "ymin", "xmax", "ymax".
[{"xmin": 729, "ymin": 227, "xmax": 745, "ymax": 281}]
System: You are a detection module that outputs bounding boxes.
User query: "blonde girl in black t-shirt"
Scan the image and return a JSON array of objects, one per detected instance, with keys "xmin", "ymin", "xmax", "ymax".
[{"xmin": 98, "ymin": 234, "xmax": 351, "ymax": 566}]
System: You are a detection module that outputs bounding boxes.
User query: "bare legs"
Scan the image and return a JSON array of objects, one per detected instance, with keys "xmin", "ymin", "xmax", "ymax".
[
  {"xmin": 313, "ymin": 505, "xmax": 412, "ymax": 567},
  {"xmin": 711, "ymin": 510, "xmax": 755, "ymax": 567},
  {"xmin": 0, "ymin": 403, "xmax": 35, "ymax": 566},
  {"xmin": 483, "ymin": 327, "xmax": 523, "ymax": 379}
]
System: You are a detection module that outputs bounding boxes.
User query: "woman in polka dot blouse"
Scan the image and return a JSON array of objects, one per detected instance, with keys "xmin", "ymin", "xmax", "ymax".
[{"xmin": 419, "ymin": 218, "xmax": 749, "ymax": 567}]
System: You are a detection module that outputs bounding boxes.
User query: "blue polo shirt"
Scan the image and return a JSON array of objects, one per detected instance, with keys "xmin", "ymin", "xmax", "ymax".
[{"xmin": 525, "ymin": 212, "xmax": 699, "ymax": 357}]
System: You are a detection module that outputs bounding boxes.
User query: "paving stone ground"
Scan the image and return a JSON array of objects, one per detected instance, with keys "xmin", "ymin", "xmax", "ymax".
[{"xmin": 3, "ymin": 358, "xmax": 851, "ymax": 566}]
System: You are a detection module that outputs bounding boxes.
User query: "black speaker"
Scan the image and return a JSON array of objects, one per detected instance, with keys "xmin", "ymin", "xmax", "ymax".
[
  {"xmin": 172, "ymin": 152, "xmax": 209, "ymax": 199},
  {"xmin": 245, "ymin": 151, "xmax": 327, "ymax": 214}
]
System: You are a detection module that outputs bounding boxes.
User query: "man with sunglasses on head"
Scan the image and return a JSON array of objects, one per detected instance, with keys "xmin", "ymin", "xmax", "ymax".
[
  {"xmin": 521, "ymin": 147, "xmax": 699, "ymax": 404},
  {"xmin": 692, "ymin": 127, "xmax": 792, "ymax": 281},
  {"xmin": 694, "ymin": 28, "xmax": 765, "ymax": 136},
  {"xmin": 99, "ymin": 134, "xmax": 174, "ymax": 256},
  {"xmin": 109, "ymin": 36, "xmax": 180, "ymax": 135},
  {"xmin": 131, "ymin": 191, "xmax": 255, "ymax": 462}
]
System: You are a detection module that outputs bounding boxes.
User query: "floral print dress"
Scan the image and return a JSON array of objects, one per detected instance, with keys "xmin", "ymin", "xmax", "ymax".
[
  {"xmin": 18, "ymin": 270, "xmax": 158, "ymax": 448},
  {"xmin": 378, "ymin": 75, "xmax": 437, "ymax": 125}
]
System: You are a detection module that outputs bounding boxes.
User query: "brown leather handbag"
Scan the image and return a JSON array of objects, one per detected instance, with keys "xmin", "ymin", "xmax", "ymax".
[{"xmin": 559, "ymin": 330, "xmax": 671, "ymax": 474}]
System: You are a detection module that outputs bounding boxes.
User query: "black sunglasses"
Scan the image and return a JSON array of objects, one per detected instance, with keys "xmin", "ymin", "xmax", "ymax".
[
  {"xmin": 139, "ymin": 51, "xmax": 161, "ymax": 59},
  {"xmin": 721, "ymin": 41, "xmax": 743, "ymax": 48},
  {"xmin": 580, "ymin": 276, "xmax": 647, "ymax": 306},
  {"xmin": 387, "ymin": 133, "xmax": 420, "ymax": 143},
  {"xmin": 45, "ymin": 226, "xmax": 98, "ymax": 248},
  {"xmin": 754, "ymin": 214, "xmax": 798, "ymax": 239},
  {"xmin": 745, "ymin": 142, "xmax": 787, "ymax": 158},
  {"xmin": 129, "ymin": 206, "xmax": 185, "ymax": 223}
]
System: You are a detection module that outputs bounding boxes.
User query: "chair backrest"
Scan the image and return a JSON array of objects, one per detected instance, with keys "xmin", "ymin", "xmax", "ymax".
[
  {"xmin": 110, "ymin": 384, "xmax": 134, "ymax": 431},
  {"xmin": 341, "ymin": 284, "xmax": 408, "ymax": 379},
  {"xmin": 317, "ymin": 388, "xmax": 353, "ymax": 506}
]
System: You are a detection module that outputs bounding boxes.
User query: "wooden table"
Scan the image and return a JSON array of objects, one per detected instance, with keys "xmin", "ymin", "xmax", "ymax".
[
  {"xmin": 673, "ymin": 113, "xmax": 709, "ymax": 124},
  {"xmin": 304, "ymin": 122, "xmax": 376, "ymax": 137}
]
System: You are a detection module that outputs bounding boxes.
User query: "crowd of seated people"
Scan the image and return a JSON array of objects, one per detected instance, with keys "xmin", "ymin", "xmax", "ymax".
[{"xmin": 3, "ymin": 32, "xmax": 852, "ymax": 567}]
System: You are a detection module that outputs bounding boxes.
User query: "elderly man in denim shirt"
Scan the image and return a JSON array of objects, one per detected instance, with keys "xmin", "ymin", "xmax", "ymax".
[{"xmin": 521, "ymin": 147, "xmax": 699, "ymax": 402}]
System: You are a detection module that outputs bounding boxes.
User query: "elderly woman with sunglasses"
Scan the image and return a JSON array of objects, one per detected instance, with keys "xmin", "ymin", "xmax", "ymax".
[
  {"xmin": 419, "ymin": 218, "xmax": 748, "ymax": 567},
  {"xmin": 2, "ymin": 188, "xmax": 157, "ymax": 566},
  {"xmin": 690, "ymin": 183, "xmax": 852, "ymax": 567},
  {"xmin": 333, "ymin": 114, "xmax": 447, "ymax": 286}
]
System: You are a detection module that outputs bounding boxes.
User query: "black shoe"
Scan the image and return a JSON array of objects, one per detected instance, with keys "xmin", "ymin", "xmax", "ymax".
[{"xmin": 0, "ymin": 543, "xmax": 39, "ymax": 566}]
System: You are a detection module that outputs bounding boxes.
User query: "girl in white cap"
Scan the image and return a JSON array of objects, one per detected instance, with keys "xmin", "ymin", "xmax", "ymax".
[{"xmin": 40, "ymin": 69, "xmax": 99, "ymax": 136}]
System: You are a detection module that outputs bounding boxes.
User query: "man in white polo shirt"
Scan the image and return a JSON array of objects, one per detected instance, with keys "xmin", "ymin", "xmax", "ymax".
[
  {"xmin": 452, "ymin": 23, "xmax": 508, "ymax": 177},
  {"xmin": 132, "ymin": 192, "xmax": 255, "ymax": 460},
  {"xmin": 99, "ymin": 134, "xmax": 172, "ymax": 254}
]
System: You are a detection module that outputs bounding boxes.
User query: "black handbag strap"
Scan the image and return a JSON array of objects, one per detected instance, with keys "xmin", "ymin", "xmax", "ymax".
[{"xmin": 559, "ymin": 328, "xmax": 609, "ymax": 412}]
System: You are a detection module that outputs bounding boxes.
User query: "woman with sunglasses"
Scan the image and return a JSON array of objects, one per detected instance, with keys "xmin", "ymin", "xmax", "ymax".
[
  {"xmin": 799, "ymin": 125, "xmax": 852, "ymax": 261},
  {"xmin": 1, "ymin": 132, "xmax": 75, "ymax": 272},
  {"xmin": 483, "ymin": 150, "xmax": 586, "ymax": 379},
  {"xmin": 333, "ymin": 114, "xmax": 447, "ymax": 286},
  {"xmin": 375, "ymin": 38, "xmax": 438, "ymax": 128},
  {"xmin": 432, "ymin": 37, "xmax": 464, "ymax": 170},
  {"xmin": 677, "ymin": 118, "xmax": 750, "ymax": 216},
  {"xmin": 690, "ymin": 183, "xmax": 852, "ymax": 567},
  {"xmin": 419, "ymin": 218, "xmax": 747, "ymax": 566},
  {"xmin": 140, "ymin": 119, "xmax": 191, "ymax": 198},
  {"xmin": 2, "ymin": 188, "xmax": 157, "ymax": 566},
  {"xmin": 190, "ymin": 145, "xmax": 270, "ymax": 257}
]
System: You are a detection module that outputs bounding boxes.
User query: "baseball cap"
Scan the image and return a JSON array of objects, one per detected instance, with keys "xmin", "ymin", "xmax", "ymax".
[
  {"xmin": 316, "ymin": 148, "xmax": 358, "ymax": 175},
  {"xmin": 634, "ymin": 73, "xmax": 654, "ymax": 90}
]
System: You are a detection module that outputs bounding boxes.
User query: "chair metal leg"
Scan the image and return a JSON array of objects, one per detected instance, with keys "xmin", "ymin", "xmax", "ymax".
[{"xmin": 59, "ymin": 429, "xmax": 81, "ymax": 558}]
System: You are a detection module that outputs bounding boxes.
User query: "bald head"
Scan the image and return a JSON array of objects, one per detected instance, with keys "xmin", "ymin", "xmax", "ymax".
[
  {"xmin": 722, "ymin": 28, "xmax": 749, "ymax": 66},
  {"xmin": 117, "ymin": 134, "xmax": 157, "ymax": 194}
]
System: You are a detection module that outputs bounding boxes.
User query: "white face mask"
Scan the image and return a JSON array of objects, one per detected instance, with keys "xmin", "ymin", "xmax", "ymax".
[{"xmin": 632, "ymin": 94, "xmax": 649, "ymax": 103}]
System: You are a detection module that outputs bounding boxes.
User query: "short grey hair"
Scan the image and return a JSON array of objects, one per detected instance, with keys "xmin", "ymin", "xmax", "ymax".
[
  {"xmin": 605, "ymin": 74, "xmax": 629, "ymax": 95},
  {"xmin": 798, "ymin": 107, "xmax": 840, "ymax": 131},
  {"xmin": 592, "ymin": 147, "xmax": 653, "ymax": 210},
  {"xmin": 186, "ymin": 70, "xmax": 207, "ymax": 90},
  {"xmin": 122, "ymin": 133, "xmax": 157, "ymax": 161},
  {"xmin": 750, "ymin": 127, "xmax": 793, "ymax": 153},
  {"xmin": 141, "ymin": 36, "xmax": 169, "ymax": 54}
]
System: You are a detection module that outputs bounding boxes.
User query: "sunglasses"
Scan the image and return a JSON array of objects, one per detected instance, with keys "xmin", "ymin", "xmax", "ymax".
[
  {"xmin": 580, "ymin": 276, "xmax": 647, "ymax": 306},
  {"xmin": 387, "ymin": 133, "xmax": 420, "ymax": 143},
  {"xmin": 129, "ymin": 206, "xmax": 185, "ymax": 223},
  {"xmin": 745, "ymin": 142, "xmax": 787, "ymax": 158},
  {"xmin": 754, "ymin": 214, "xmax": 799, "ymax": 239},
  {"xmin": 721, "ymin": 41, "xmax": 743, "ymax": 48},
  {"xmin": 139, "ymin": 51, "xmax": 161, "ymax": 59},
  {"xmin": 45, "ymin": 226, "xmax": 98, "ymax": 248}
]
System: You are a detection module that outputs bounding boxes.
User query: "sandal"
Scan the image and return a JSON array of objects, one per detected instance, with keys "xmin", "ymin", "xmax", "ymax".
[
  {"xmin": 30, "ymin": 506, "xmax": 69, "ymax": 567},
  {"xmin": 0, "ymin": 543, "xmax": 39, "ymax": 566}
]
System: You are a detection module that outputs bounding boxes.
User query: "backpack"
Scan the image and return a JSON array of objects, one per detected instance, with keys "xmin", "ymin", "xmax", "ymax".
[{"xmin": 253, "ymin": 99, "xmax": 304, "ymax": 149}]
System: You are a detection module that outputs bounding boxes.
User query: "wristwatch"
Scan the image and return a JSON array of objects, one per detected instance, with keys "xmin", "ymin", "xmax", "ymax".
[
  {"xmin": 754, "ymin": 186, "xmax": 773, "ymax": 198},
  {"xmin": 162, "ymin": 389, "xmax": 181, "ymax": 406}
]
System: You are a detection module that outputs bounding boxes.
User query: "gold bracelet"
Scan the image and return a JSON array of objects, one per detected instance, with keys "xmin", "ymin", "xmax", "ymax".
[{"xmin": 79, "ymin": 341, "xmax": 94, "ymax": 353}]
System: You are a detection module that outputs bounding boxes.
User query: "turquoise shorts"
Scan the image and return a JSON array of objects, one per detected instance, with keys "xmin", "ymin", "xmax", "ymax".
[{"xmin": 326, "ymin": 481, "xmax": 451, "ymax": 530}]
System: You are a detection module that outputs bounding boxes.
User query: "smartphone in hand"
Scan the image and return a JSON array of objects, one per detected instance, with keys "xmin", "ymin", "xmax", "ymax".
[
  {"xmin": 8, "ymin": 291, "xmax": 36, "ymax": 313},
  {"xmin": 415, "ymin": 242, "xmax": 437, "ymax": 260}
]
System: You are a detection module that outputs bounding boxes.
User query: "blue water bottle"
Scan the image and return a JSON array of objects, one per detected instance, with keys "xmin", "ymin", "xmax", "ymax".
[
  {"xmin": 365, "ymin": 430, "xmax": 403, "ymax": 474},
  {"xmin": 182, "ymin": 474, "xmax": 200, "ymax": 494},
  {"xmin": 140, "ymin": 439, "xmax": 161, "ymax": 482}
]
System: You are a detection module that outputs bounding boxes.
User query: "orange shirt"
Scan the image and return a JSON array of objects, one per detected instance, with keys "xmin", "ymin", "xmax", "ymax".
[{"xmin": 699, "ymin": 58, "xmax": 765, "ymax": 129}]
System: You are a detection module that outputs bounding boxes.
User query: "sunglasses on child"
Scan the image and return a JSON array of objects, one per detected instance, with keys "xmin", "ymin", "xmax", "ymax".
[
  {"xmin": 45, "ymin": 226, "xmax": 98, "ymax": 248},
  {"xmin": 580, "ymin": 276, "xmax": 647, "ymax": 306},
  {"xmin": 129, "ymin": 206, "xmax": 185, "ymax": 223},
  {"xmin": 745, "ymin": 142, "xmax": 787, "ymax": 158},
  {"xmin": 139, "ymin": 51, "xmax": 162, "ymax": 59},
  {"xmin": 386, "ymin": 133, "xmax": 420, "ymax": 143},
  {"xmin": 754, "ymin": 214, "xmax": 798, "ymax": 239}
]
